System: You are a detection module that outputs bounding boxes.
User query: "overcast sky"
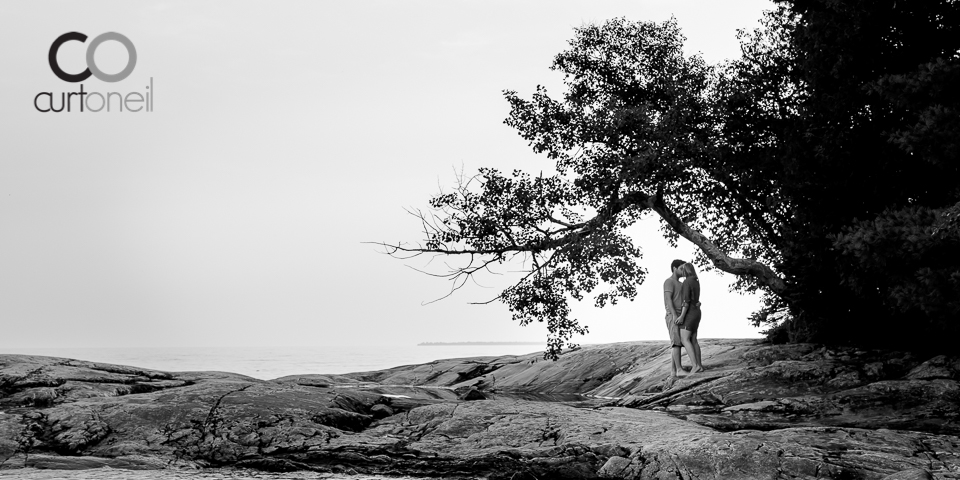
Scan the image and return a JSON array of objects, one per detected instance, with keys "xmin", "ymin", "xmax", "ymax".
[{"xmin": 1, "ymin": 0, "xmax": 773, "ymax": 349}]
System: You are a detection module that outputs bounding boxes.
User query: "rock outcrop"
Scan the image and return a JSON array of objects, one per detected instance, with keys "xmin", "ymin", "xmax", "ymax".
[{"xmin": 2, "ymin": 339, "xmax": 959, "ymax": 479}]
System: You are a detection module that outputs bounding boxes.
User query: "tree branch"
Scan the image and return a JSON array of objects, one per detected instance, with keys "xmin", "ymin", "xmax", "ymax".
[{"xmin": 642, "ymin": 190, "xmax": 789, "ymax": 295}]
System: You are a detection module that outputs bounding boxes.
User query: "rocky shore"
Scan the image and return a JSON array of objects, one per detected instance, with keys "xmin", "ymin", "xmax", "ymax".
[{"xmin": 2, "ymin": 339, "xmax": 959, "ymax": 479}]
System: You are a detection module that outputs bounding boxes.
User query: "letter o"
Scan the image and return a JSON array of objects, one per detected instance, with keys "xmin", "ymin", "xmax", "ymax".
[{"xmin": 85, "ymin": 32, "xmax": 137, "ymax": 83}]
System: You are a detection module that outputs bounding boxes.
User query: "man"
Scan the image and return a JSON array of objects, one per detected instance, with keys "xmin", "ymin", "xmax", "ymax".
[{"xmin": 663, "ymin": 259, "xmax": 686, "ymax": 377}]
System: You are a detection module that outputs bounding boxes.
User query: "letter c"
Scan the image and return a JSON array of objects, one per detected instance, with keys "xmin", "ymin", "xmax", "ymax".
[
  {"xmin": 49, "ymin": 32, "xmax": 91, "ymax": 83},
  {"xmin": 34, "ymin": 92, "xmax": 52, "ymax": 112}
]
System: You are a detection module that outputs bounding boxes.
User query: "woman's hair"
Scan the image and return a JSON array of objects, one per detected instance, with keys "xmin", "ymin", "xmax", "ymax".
[{"xmin": 679, "ymin": 262, "xmax": 697, "ymax": 277}]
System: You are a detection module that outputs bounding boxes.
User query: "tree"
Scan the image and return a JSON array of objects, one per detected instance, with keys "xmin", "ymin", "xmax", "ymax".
[
  {"xmin": 728, "ymin": 0, "xmax": 960, "ymax": 347},
  {"xmin": 385, "ymin": 1, "xmax": 960, "ymax": 358}
]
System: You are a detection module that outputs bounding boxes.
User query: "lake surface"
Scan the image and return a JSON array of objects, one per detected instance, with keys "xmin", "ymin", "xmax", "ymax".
[
  {"xmin": 0, "ymin": 344, "xmax": 547, "ymax": 380},
  {"xmin": 0, "ymin": 469, "xmax": 435, "ymax": 479}
]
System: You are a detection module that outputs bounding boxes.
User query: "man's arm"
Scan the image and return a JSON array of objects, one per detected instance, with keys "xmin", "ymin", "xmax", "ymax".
[{"xmin": 663, "ymin": 288, "xmax": 676, "ymax": 322}]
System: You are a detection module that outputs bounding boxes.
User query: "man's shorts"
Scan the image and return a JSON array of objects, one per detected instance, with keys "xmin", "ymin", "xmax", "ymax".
[{"xmin": 664, "ymin": 312, "xmax": 682, "ymax": 348}]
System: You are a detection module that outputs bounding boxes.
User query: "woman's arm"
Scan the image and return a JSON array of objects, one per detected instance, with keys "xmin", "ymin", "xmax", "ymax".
[{"xmin": 676, "ymin": 281, "xmax": 692, "ymax": 324}]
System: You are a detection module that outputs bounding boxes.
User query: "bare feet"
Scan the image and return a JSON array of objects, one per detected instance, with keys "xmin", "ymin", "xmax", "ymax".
[
  {"xmin": 681, "ymin": 366, "xmax": 692, "ymax": 372},
  {"xmin": 689, "ymin": 366, "xmax": 703, "ymax": 374}
]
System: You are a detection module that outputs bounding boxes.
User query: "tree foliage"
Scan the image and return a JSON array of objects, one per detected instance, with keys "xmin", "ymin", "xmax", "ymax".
[{"xmin": 388, "ymin": 1, "xmax": 960, "ymax": 358}]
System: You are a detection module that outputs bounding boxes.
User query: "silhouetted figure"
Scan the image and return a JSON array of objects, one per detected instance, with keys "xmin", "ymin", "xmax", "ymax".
[
  {"xmin": 663, "ymin": 259, "xmax": 687, "ymax": 376},
  {"xmin": 676, "ymin": 263, "xmax": 703, "ymax": 374}
]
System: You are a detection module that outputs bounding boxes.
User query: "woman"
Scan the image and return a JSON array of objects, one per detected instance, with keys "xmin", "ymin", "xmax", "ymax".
[{"xmin": 674, "ymin": 263, "xmax": 703, "ymax": 374}]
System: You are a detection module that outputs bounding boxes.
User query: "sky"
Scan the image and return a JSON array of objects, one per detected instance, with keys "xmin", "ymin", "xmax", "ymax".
[{"xmin": 0, "ymin": 0, "xmax": 774, "ymax": 349}]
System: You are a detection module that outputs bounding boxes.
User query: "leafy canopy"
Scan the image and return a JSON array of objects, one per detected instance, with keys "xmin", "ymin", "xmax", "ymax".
[{"xmin": 390, "ymin": 1, "xmax": 960, "ymax": 358}]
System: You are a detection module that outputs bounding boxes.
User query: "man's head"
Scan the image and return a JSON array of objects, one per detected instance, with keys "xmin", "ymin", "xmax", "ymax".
[{"xmin": 670, "ymin": 259, "xmax": 685, "ymax": 272}]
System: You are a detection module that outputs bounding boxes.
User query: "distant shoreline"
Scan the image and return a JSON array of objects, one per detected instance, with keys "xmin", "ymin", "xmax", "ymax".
[{"xmin": 417, "ymin": 342, "xmax": 545, "ymax": 346}]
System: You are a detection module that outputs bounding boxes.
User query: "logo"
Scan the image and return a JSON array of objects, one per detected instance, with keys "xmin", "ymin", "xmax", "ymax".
[
  {"xmin": 35, "ymin": 31, "xmax": 154, "ymax": 113},
  {"xmin": 49, "ymin": 32, "xmax": 137, "ymax": 83}
]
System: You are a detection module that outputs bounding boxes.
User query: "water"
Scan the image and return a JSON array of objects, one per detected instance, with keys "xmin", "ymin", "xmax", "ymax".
[
  {"xmin": 0, "ymin": 344, "xmax": 546, "ymax": 380},
  {"xmin": 0, "ymin": 469, "xmax": 429, "ymax": 479}
]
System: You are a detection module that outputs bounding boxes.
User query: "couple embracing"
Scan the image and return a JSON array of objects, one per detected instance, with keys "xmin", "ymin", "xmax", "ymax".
[{"xmin": 663, "ymin": 259, "xmax": 703, "ymax": 377}]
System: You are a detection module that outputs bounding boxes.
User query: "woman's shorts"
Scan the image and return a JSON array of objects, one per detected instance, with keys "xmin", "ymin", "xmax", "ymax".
[{"xmin": 681, "ymin": 307, "xmax": 701, "ymax": 333}]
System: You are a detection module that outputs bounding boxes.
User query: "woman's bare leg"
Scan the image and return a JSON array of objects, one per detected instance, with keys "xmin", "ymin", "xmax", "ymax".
[
  {"xmin": 680, "ymin": 329, "xmax": 698, "ymax": 375},
  {"xmin": 691, "ymin": 331, "xmax": 703, "ymax": 372}
]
